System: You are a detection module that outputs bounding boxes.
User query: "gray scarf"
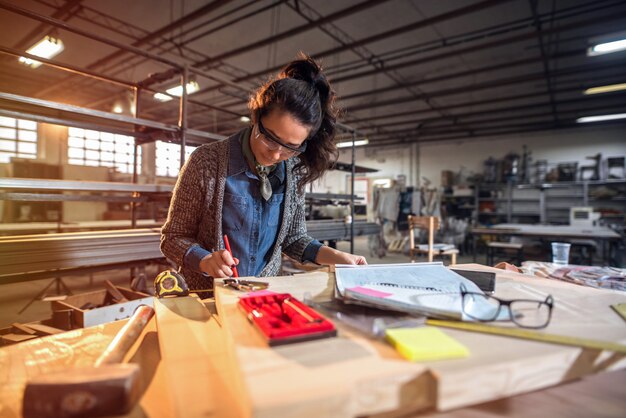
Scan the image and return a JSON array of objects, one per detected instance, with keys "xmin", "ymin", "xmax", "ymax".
[{"xmin": 242, "ymin": 130, "xmax": 276, "ymax": 201}]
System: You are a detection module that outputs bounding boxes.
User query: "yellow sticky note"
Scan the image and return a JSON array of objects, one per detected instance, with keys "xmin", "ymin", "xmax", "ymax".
[{"xmin": 385, "ymin": 327, "xmax": 470, "ymax": 362}]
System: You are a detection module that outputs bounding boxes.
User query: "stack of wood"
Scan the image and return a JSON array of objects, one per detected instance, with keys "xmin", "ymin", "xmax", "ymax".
[
  {"xmin": 51, "ymin": 281, "xmax": 153, "ymax": 330},
  {"xmin": 0, "ymin": 320, "xmax": 64, "ymax": 346},
  {"xmin": 1, "ymin": 280, "xmax": 149, "ymax": 345},
  {"xmin": 0, "ymin": 228, "xmax": 164, "ymax": 283}
]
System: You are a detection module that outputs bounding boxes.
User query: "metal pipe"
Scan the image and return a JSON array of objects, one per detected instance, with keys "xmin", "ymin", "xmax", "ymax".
[
  {"xmin": 197, "ymin": 0, "xmax": 511, "ymax": 94},
  {"xmin": 362, "ymin": 102, "xmax": 626, "ymax": 140},
  {"xmin": 0, "ymin": 92, "xmax": 179, "ymax": 132},
  {"xmin": 131, "ymin": 86, "xmax": 141, "ymax": 229},
  {"xmin": 0, "ymin": 46, "xmax": 136, "ymax": 89},
  {"xmin": 0, "ymin": 1, "xmax": 183, "ymax": 68},
  {"xmin": 339, "ymin": 50, "xmax": 582, "ymax": 102},
  {"xmin": 329, "ymin": 11, "xmax": 625, "ymax": 84},
  {"xmin": 194, "ymin": 0, "xmax": 391, "ymax": 68},
  {"xmin": 361, "ymin": 95, "xmax": 626, "ymax": 132},
  {"xmin": 342, "ymin": 84, "xmax": 590, "ymax": 125},
  {"xmin": 529, "ymin": 0, "xmax": 558, "ymax": 123},
  {"xmin": 367, "ymin": 119, "xmax": 626, "ymax": 147},
  {"xmin": 350, "ymin": 131, "xmax": 356, "ymax": 254},
  {"xmin": 345, "ymin": 59, "xmax": 625, "ymax": 113},
  {"xmin": 326, "ymin": 0, "xmax": 622, "ymax": 77},
  {"xmin": 0, "ymin": 109, "xmax": 151, "ymax": 140},
  {"xmin": 180, "ymin": 66, "xmax": 189, "ymax": 168}
]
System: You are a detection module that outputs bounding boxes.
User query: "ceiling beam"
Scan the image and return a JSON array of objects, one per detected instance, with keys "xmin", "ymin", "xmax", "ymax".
[
  {"xmin": 329, "ymin": 11, "xmax": 626, "ymax": 84},
  {"xmin": 11, "ymin": 0, "xmax": 83, "ymax": 50},
  {"xmin": 528, "ymin": 0, "xmax": 558, "ymax": 123},
  {"xmin": 194, "ymin": 0, "xmax": 392, "ymax": 68},
  {"xmin": 343, "ymin": 59, "xmax": 625, "ymax": 113}
]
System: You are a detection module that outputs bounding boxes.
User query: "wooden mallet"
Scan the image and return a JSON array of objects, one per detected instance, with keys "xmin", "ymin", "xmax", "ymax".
[{"xmin": 22, "ymin": 304, "xmax": 154, "ymax": 418}]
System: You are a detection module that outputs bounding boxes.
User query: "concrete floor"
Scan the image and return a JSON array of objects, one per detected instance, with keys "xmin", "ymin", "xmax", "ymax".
[{"xmin": 0, "ymin": 236, "xmax": 475, "ymax": 330}]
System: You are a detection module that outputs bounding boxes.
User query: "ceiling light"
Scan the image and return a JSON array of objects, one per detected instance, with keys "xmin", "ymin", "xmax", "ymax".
[
  {"xmin": 154, "ymin": 81, "xmax": 200, "ymax": 102},
  {"xmin": 337, "ymin": 139, "xmax": 369, "ymax": 148},
  {"xmin": 112, "ymin": 104, "xmax": 123, "ymax": 114},
  {"xmin": 588, "ymin": 38, "xmax": 626, "ymax": 56},
  {"xmin": 240, "ymin": 116, "xmax": 250, "ymax": 123},
  {"xmin": 18, "ymin": 36, "xmax": 64, "ymax": 68},
  {"xmin": 583, "ymin": 83, "xmax": 626, "ymax": 95},
  {"xmin": 576, "ymin": 113, "xmax": 626, "ymax": 123}
]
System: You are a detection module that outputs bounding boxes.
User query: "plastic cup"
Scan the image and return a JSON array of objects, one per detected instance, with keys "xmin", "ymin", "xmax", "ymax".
[{"xmin": 551, "ymin": 242, "xmax": 571, "ymax": 265}]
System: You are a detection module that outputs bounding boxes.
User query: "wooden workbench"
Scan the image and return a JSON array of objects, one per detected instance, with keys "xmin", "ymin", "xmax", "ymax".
[
  {"xmin": 1, "ymin": 264, "xmax": 625, "ymax": 417},
  {"xmin": 470, "ymin": 223, "xmax": 621, "ymax": 264}
]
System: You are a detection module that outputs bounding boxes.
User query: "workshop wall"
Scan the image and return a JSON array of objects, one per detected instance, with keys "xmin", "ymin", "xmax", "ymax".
[
  {"xmin": 419, "ymin": 125, "xmax": 626, "ymax": 185},
  {"xmin": 327, "ymin": 124, "xmax": 626, "ymax": 193}
]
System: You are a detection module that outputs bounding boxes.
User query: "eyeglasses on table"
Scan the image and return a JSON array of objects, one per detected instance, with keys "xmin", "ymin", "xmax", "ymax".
[{"xmin": 460, "ymin": 283, "xmax": 554, "ymax": 329}]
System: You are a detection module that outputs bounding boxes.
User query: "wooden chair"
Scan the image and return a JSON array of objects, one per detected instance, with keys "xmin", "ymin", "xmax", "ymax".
[{"xmin": 408, "ymin": 215, "xmax": 458, "ymax": 265}]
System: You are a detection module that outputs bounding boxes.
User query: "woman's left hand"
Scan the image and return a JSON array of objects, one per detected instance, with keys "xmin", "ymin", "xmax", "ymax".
[
  {"xmin": 315, "ymin": 246, "xmax": 367, "ymax": 266},
  {"xmin": 338, "ymin": 252, "xmax": 367, "ymax": 265}
]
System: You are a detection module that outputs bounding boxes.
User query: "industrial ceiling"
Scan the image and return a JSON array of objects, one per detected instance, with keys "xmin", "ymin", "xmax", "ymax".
[{"xmin": 0, "ymin": 0, "xmax": 625, "ymax": 148}]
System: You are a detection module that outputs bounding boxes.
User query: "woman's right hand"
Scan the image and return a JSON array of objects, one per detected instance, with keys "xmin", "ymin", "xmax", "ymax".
[{"xmin": 199, "ymin": 250, "xmax": 239, "ymax": 278}]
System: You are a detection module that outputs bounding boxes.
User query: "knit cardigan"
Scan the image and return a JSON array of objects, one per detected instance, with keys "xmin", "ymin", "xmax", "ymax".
[{"xmin": 160, "ymin": 129, "xmax": 314, "ymax": 290}]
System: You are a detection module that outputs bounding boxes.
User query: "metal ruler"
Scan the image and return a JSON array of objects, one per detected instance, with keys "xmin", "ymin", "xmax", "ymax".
[{"xmin": 426, "ymin": 319, "xmax": 626, "ymax": 354}]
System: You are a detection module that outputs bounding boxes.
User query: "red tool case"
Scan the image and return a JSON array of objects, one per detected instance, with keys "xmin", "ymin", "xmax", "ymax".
[{"xmin": 238, "ymin": 293, "xmax": 337, "ymax": 346}]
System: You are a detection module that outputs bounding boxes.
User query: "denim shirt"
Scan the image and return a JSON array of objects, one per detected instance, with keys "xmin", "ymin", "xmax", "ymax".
[
  {"xmin": 184, "ymin": 133, "xmax": 322, "ymax": 277},
  {"xmin": 222, "ymin": 152, "xmax": 285, "ymax": 276}
]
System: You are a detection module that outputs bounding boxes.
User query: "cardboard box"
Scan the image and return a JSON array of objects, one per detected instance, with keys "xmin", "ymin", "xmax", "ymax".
[{"xmin": 51, "ymin": 286, "xmax": 153, "ymax": 329}]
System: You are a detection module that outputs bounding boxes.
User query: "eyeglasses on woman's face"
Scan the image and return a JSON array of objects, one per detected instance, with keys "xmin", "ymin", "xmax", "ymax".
[{"xmin": 255, "ymin": 118, "xmax": 307, "ymax": 158}]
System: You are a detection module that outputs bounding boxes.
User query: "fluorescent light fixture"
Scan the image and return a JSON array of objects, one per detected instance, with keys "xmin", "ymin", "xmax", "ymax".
[
  {"xmin": 588, "ymin": 38, "xmax": 626, "ymax": 56},
  {"xmin": 154, "ymin": 81, "xmax": 200, "ymax": 102},
  {"xmin": 576, "ymin": 113, "xmax": 626, "ymax": 123},
  {"xmin": 240, "ymin": 116, "xmax": 250, "ymax": 123},
  {"xmin": 583, "ymin": 83, "xmax": 626, "ymax": 95},
  {"xmin": 337, "ymin": 139, "xmax": 369, "ymax": 148},
  {"xmin": 19, "ymin": 36, "xmax": 64, "ymax": 68}
]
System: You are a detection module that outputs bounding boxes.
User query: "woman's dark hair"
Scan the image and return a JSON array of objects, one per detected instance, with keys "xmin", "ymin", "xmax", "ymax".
[{"xmin": 249, "ymin": 53, "xmax": 339, "ymax": 192}]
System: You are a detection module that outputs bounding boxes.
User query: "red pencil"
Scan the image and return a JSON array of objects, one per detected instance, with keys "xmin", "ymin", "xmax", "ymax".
[{"xmin": 223, "ymin": 234, "xmax": 239, "ymax": 278}]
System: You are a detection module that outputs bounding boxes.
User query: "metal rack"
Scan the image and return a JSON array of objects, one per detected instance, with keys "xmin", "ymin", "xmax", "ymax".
[
  {"xmin": 475, "ymin": 179, "xmax": 626, "ymax": 225},
  {"xmin": 0, "ymin": 3, "xmax": 371, "ymax": 283}
]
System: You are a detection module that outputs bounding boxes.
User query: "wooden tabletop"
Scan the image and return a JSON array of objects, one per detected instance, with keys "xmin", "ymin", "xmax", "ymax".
[{"xmin": 1, "ymin": 264, "xmax": 625, "ymax": 417}]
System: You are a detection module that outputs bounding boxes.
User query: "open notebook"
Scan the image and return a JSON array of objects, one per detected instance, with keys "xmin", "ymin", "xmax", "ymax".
[{"xmin": 335, "ymin": 262, "xmax": 505, "ymax": 320}]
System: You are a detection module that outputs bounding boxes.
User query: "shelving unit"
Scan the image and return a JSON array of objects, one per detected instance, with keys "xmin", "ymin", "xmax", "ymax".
[
  {"xmin": 474, "ymin": 180, "xmax": 626, "ymax": 226},
  {"xmin": 441, "ymin": 192, "xmax": 475, "ymax": 220}
]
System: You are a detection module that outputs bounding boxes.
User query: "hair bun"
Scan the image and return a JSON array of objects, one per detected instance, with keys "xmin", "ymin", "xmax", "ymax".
[{"xmin": 281, "ymin": 54, "xmax": 331, "ymax": 105}]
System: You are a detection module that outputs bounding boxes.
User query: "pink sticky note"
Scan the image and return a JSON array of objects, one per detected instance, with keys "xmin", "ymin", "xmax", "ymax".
[{"xmin": 348, "ymin": 286, "xmax": 392, "ymax": 298}]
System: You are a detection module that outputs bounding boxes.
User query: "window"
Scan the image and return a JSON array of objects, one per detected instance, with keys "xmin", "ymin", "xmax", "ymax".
[
  {"xmin": 67, "ymin": 127, "xmax": 141, "ymax": 174},
  {"xmin": 0, "ymin": 116, "xmax": 38, "ymax": 163},
  {"xmin": 156, "ymin": 140, "xmax": 196, "ymax": 177}
]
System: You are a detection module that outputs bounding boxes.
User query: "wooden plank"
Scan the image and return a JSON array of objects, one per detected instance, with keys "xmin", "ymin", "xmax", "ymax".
[
  {"xmin": 1, "ymin": 334, "xmax": 38, "ymax": 345},
  {"xmin": 154, "ymin": 296, "xmax": 243, "ymax": 418},
  {"xmin": 11, "ymin": 323, "xmax": 37, "ymax": 335},
  {"xmin": 105, "ymin": 280, "xmax": 129, "ymax": 303},
  {"xmin": 22, "ymin": 323, "xmax": 65, "ymax": 336},
  {"xmin": 214, "ymin": 272, "xmax": 435, "ymax": 418}
]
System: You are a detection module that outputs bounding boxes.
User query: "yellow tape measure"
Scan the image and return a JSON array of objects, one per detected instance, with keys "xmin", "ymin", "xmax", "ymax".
[{"xmin": 426, "ymin": 319, "xmax": 626, "ymax": 354}]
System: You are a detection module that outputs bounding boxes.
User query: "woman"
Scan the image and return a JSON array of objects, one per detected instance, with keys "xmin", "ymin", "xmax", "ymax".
[{"xmin": 161, "ymin": 54, "xmax": 366, "ymax": 291}]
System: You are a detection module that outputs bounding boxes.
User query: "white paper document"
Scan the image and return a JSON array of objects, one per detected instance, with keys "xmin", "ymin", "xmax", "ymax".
[{"xmin": 335, "ymin": 262, "xmax": 504, "ymax": 320}]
